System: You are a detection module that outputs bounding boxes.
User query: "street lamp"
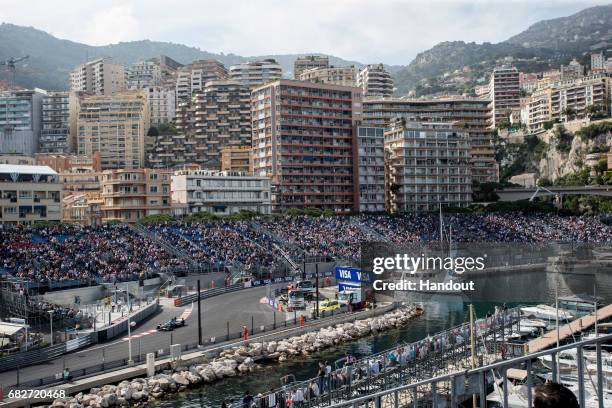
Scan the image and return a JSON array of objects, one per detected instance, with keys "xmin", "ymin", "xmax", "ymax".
[
  {"xmin": 47, "ymin": 310, "xmax": 54, "ymax": 346},
  {"xmin": 126, "ymin": 283, "xmax": 133, "ymax": 365}
]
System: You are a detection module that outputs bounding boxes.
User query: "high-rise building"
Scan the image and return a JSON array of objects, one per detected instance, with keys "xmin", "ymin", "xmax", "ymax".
[
  {"xmin": 488, "ymin": 67, "xmax": 520, "ymax": 127},
  {"xmin": 221, "ymin": 146, "xmax": 253, "ymax": 174},
  {"xmin": 70, "ymin": 58, "xmax": 126, "ymax": 95},
  {"xmin": 77, "ymin": 91, "xmax": 149, "ymax": 169},
  {"xmin": 591, "ymin": 52, "xmax": 605, "ymax": 72},
  {"xmin": 171, "ymin": 169, "xmax": 271, "ymax": 216},
  {"xmin": 0, "ymin": 89, "xmax": 44, "ymax": 156},
  {"xmin": 150, "ymin": 80, "xmax": 251, "ymax": 168},
  {"xmin": 560, "ymin": 59, "xmax": 584, "ymax": 80},
  {"xmin": 39, "ymin": 91, "xmax": 72, "ymax": 154},
  {"xmin": 298, "ymin": 66, "xmax": 356, "ymax": 87},
  {"xmin": 100, "ymin": 168, "xmax": 171, "ymax": 223},
  {"xmin": 145, "ymin": 86, "xmax": 176, "ymax": 127},
  {"xmin": 384, "ymin": 120, "xmax": 472, "ymax": 213},
  {"xmin": 356, "ymin": 127, "xmax": 385, "ymax": 213},
  {"xmin": 357, "ymin": 64, "xmax": 394, "ymax": 97},
  {"xmin": 175, "ymin": 60, "xmax": 228, "ymax": 101},
  {"xmin": 229, "ymin": 59, "xmax": 282, "ymax": 88},
  {"xmin": 127, "ymin": 60, "xmax": 162, "ymax": 89},
  {"xmin": 293, "ymin": 55, "xmax": 329, "ymax": 79},
  {"xmin": 362, "ymin": 97, "xmax": 498, "ymax": 183},
  {"xmin": 251, "ymin": 80, "xmax": 362, "ymax": 212},
  {"xmin": 0, "ymin": 164, "xmax": 62, "ymax": 224}
]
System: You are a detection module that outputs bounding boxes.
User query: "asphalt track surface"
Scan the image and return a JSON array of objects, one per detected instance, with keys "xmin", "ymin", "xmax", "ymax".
[{"xmin": 1, "ymin": 284, "xmax": 285, "ymax": 388}]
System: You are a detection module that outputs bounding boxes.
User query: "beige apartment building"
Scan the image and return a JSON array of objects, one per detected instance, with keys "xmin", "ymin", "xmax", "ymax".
[
  {"xmin": 100, "ymin": 168, "xmax": 172, "ymax": 223},
  {"xmin": 175, "ymin": 60, "xmax": 228, "ymax": 101},
  {"xmin": 221, "ymin": 146, "xmax": 253, "ymax": 173},
  {"xmin": 77, "ymin": 91, "xmax": 149, "ymax": 170},
  {"xmin": 0, "ymin": 164, "xmax": 62, "ymax": 224},
  {"xmin": 488, "ymin": 67, "xmax": 521, "ymax": 127},
  {"xmin": 298, "ymin": 66, "xmax": 356, "ymax": 87},
  {"xmin": 357, "ymin": 64, "xmax": 394, "ymax": 97},
  {"xmin": 229, "ymin": 59, "xmax": 282, "ymax": 88},
  {"xmin": 384, "ymin": 120, "xmax": 472, "ymax": 213},
  {"xmin": 70, "ymin": 58, "xmax": 126, "ymax": 96},
  {"xmin": 293, "ymin": 55, "xmax": 329, "ymax": 79}
]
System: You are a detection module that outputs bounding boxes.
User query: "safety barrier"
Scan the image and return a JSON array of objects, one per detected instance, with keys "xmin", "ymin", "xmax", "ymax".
[{"xmin": 96, "ymin": 300, "xmax": 159, "ymax": 342}]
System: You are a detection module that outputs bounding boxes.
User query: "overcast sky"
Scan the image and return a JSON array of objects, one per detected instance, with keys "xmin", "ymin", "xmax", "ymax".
[{"xmin": 0, "ymin": 0, "xmax": 608, "ymax": 65}]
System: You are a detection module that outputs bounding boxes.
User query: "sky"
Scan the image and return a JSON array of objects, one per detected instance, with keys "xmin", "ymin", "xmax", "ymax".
[{"xmin": 0, "ymin": 0, "xmax": 609, "ymax": 65}]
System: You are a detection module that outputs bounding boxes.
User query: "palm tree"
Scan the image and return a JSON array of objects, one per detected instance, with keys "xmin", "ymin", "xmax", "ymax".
[
  {"xmin": 561, "ymin": 107, "xmax": 576, "ymax": 122},
  {"xmin": 585, "ymin": 104, "xmax": 600, "ymax": 119}
]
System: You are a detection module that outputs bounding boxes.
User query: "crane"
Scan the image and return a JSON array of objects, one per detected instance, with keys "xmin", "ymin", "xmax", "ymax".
[{"xmin": 0, "ymin": 55, "xmax": 29, "ymax": 88}]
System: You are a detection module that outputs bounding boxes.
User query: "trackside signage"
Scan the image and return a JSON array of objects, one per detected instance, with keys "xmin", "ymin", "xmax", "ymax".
[{"xmin": 335, "ymin": 266, "xmax": 372, "ymax": 283}]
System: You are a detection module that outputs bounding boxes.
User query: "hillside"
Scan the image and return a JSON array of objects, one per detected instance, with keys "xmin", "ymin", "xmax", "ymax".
[
  {"xmin": 394, "ymin": 4, "xmax": 612, "ymax": 96},
  {"xmin": 0, "ymin": 23, "xmax": 363, "ymax": 90}
]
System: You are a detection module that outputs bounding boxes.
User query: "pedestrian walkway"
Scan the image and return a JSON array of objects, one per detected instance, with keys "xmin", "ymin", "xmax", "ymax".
[{"xmin": 526, "ymin": 303, "xmax": 612, "ymax": 352}]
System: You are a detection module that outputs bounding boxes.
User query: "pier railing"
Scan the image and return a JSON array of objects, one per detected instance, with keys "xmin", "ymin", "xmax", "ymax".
[
  {"xmin": 256, "ymin": 307, "xmax": 523, "ymax": 407},
  {"xmin": 323, "ymin": 333, "xmax": 612, "ymax": 408}
]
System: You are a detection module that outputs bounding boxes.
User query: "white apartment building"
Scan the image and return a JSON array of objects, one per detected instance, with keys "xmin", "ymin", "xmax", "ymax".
[
  {"xmin": 145, "ymin": 86, "xmax": 176, "ymax": 126},
  {"xmin": 298, "ymin": 66, "xmax": 356, "ymax": 87},
  {"xmin": 70, "ymin": 58, "xmax": 126, "ymax": 96},
  {"xmin": 356, "ymin": 127, "xmax": 385, "ymax": 213},
  {"xmin": 171, "ymin": 170, "xmax": 272, "ymax": 216},
  {"xmin": 175, "ymin": 60, "xmax": 228, "ymax": 101},
  {"xmin": 357, "ymin": 64, "xmax": 394, "ymax": 97},
  {"xmin": 384, "ymin": 120, "xmax": 472, "ymax": 213},
  {"xmin": 520, "ymin": 90, "xmax": 551, "ymax": 133},
  {"xmin": 0, "ymin": 89, "xmax": 44, "ymax": 156},
  {"xmin": 127, "ymin": 60, "xmax": 162, "ymax": 89},
  {"xmin": 0, "ymin": 164, "xmax": 62, "ymax": 224},
  {"xmin": 229, "ymin": 59, "xmax": 282, "ymax": 88},
  {"xmin": 591, "ymin": 52, "xmax": 605, "ymax": 72},
  {"xmin": 488, "ymin": 66, "xmax": 520, "ymax": 127},
  {"xmin": 294, "ymin": 55, "xmax": 329, "ymax": 79}
]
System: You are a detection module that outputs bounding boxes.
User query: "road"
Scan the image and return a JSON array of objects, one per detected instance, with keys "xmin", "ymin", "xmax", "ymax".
[{"xmin": 1, "ymin": 284, "xmax": 285, "ymax": 388}]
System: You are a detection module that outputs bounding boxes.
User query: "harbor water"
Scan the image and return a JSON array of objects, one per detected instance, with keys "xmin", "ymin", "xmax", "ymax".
[{"xmin": 153, "ymin": 268, "xmax": 612, "ymax": 408}]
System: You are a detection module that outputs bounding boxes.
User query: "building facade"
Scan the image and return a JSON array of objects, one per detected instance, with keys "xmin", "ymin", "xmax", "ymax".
[
  {"xmin": 100, "ymin": 168, "xmax": 171, "ymax": 223},
  {"xmin": 127, "ymin": 60, "xmax": 162, "ymax": 89},
  {"xmin": 560, "ymin": 59, "xmax": 584, "ymax": 80},
  {"xmin": 39, "ymin": 91, "xmax": 71, "ymax": 153},
  {"xmin": 171, "ymin": 169, "xmax": 271, "ymax": 215},
  {"xmin": 357, "ymin": 64, "xmax": 394, "ymax": 97},
  {"xmin": 0, "ymin": 89, "xmax": 44, "ymax": 156},
  {"xmin": 298, "ymin": 66, "xmax": 356, "ymax": 87},
  {"xmin": 251, "ymin": 80, "xmax": 362, "ymax": 212},
  {"xmin": 362, "ymin": 97, "xmax": 498, "ymax": 183},
  {"xmin": 221, "ymin": 146, "xmax": 253, "ymax": 173},
  {"xmin": 384, "ymin": 121, "xmax": 472, "ymax": 213},
  {"xmin": 591, "ymin": 52, "xmax": 605, "ymax": 72},
  {"xmin": 229, "ymin": 59, "xmax": 282, "ymax": 88},
  {"xmin": 488, "ymin": 67, "xmax": 520, "ymax": 127},
  {"xmin": 356, "ymin": 127, "xmax": 385, "ymax": 213},
  {"xmin": 77, "ymin": 91, "xmax": 149, "ymax": 170},
  {"xmin": 70, "ymin": 58, "xmax": 126, "ymax": 96},
  {"xmin": 151, "ymin": 80, "xmax": 251, "ymax": 169},
  {"xmin": 175, "ymin": 60, "xmax": 228, "ymax": 101},
  {"xmin": 146, "ymin": 86, "xmax": 176, "ymax": 127},
  {"xmin": 293, "ymin": 55, "xmax": 329, "ymax": 79},
  {"xmin": 0, "ymin": 164, "xmax": 62, "ymax": 224},
  {"xmin": 35, "ymin": 152, "xmax": 101, "ymax": 173}
]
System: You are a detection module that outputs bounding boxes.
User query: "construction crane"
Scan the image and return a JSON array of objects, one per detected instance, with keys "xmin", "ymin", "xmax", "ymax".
[{"xmin": 0, "ymin": 55, "xmax": 29, "ymax": 88}]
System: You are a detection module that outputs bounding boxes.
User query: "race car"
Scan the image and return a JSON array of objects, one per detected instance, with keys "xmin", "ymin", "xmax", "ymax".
[{"xmin": 156, "ymin": 317, "xmax": 186, "ymax": 331}]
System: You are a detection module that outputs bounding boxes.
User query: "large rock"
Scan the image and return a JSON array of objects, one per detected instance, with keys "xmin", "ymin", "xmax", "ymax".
[{"xmin": 172, "ymin": 373, "xmax": 190, "ymax": 386}]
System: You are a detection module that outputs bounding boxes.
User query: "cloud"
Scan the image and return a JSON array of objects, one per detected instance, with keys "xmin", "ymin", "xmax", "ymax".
[{"xmin": 0, "ymin": 0, "xmax": 606, "ymax": 64}]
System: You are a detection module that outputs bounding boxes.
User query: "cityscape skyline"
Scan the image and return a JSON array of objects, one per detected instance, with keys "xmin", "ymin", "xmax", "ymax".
[{"xmin": 0, "ymin": 0, "xmax": 606, "ymax": 65}]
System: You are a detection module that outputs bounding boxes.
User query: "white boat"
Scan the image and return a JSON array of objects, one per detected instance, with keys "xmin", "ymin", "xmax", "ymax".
[
  {"xmin": 539, "ymin": 348, "xmax": 612, "ymax": 373},
  {"xmin": 521, "ymin": 304, "xmax": 574, "ymax": 321},
  {"xmin": 520, "ymin": 318, "xmax": 547, "ymax": 328},
  {"xmin": 559, "ymin": 294, "xmax": 602, "ymax": 311}
]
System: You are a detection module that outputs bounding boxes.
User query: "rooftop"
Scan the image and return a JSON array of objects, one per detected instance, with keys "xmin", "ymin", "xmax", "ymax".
[{"xmin": 0, "ymin": 164, "xmax": 57, "ymax": 176}]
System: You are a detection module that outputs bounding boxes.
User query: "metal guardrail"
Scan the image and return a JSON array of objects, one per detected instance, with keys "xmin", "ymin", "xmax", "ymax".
[{"xmin": 326, "ymin": 333, "xmax": 612, "ymax": 408}]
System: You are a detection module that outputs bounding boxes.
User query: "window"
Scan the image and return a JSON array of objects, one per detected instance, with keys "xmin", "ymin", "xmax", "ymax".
[{"xmin": 150, "ymin": 186, "xmax": 158, "ymax": 193}]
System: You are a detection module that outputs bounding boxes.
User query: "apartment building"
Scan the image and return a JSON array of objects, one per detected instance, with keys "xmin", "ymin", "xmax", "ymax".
[
  {"xmin": 384, "ymin": 120, "xmax": 472, "ymax": 213},
  {"xmin": 251, "ymin": 80, "xmax": 362, "ymax": 212},
  {"xmin": 145, "ymin": 86, "xmax": 176, "ymax": 126},
  {"xmin": 171, "ymin": 169, "xmax": 271, "ymax": 215},
  {"xmin": 127, "ymin": 60, "xmax": 162, "ymax": 89},
  {"xmin": 63, "ymin": 193, "xmax": 103, "ymax": 226},
  {"xmin": 39, "ymin": 91, "xmax": 72, "ymax": 154},
  {"xmin": 0, "ymin": 164, "xmax": 62, "ymax": 224},
  {"xmin": 362, "ymin": 97, "xmax": 498, "ymax": 183},
  {"xmin": 356, "ymin": 127, "xmax": 385, "ymax": 213},
  {"xmin": 0, "ymin": 155, "xmax": 35, "ymax": 165},
  {"xmin": 521, "ymin": 73, "xmax": 612, "ymax": 131},
  {"xmin": 592, "ymin": 52, "xmax": 605, "ymax": 72},
  {"xmin": 100, "ymin": 168, "xmax": 171, "ymax": 223},
  {"xmin": 221, "ymin": 146, "xmax": 253, "ymax": 173},
  {"xmin": 70, "ymin": 58, "xmax": 125, "ymax": 96},
  {"xmin": 357, "ymin": 64, "xmax": 394, "ymax": 97},
  {"xmin": 175, "ymin": 60, "xmax": 228, "ymax": 101},
  {"xmin": 61, "ymin": 169, "xmax": 102, "ymax": 196},
  {"xmin": 560, "ymin": 59, "xmax": 584, "ymax": 80},
  {"xmin": 35, "ymin": 152, "xmax": 101, "ymax": 173},
  {"xmin": 488, "ymin": 67, "xmax": 520, "ymax": 127},
  {"xmin": 298, "ymin": 66, "xmax": 356, "ymax": 87},
  {"xmin": 76, "ymin": 91, "xmax": 149, "ymax": 170},
  {"xmin": 229, "ymin": 59, "xmax": 282, "ymax": 88},
  {"xmin": 0, "ymin": 89, "xmax": 44, "ymax": 156},
  {"xmin": 151, "ymin": 80, "xmax": 251, "ymax": 169},
  {"xmin": 293, "ymin": 55, "xmax": 329, "ymax": 79}
]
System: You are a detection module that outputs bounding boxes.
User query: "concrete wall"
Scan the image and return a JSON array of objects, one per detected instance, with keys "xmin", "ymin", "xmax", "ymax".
[{"xmin": 41, "ymin": 285, "xmax": 106, "ymax": 306}]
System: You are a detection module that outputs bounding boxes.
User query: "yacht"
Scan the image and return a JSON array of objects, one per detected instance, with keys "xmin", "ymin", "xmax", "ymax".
[{"xmin": 521, "ymin": 304, "xmax": 574, "ymax": 321}]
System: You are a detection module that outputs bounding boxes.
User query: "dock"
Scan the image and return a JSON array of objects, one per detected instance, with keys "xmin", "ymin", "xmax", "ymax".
[{"xmin": 526, "ymin": 303, "xmax": 612, "ymax": 353}]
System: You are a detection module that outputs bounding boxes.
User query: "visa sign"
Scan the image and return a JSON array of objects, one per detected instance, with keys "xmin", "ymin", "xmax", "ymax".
[{"xmin": 335, "ymin": 267, "xmax": 372, "ymax": 283}]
